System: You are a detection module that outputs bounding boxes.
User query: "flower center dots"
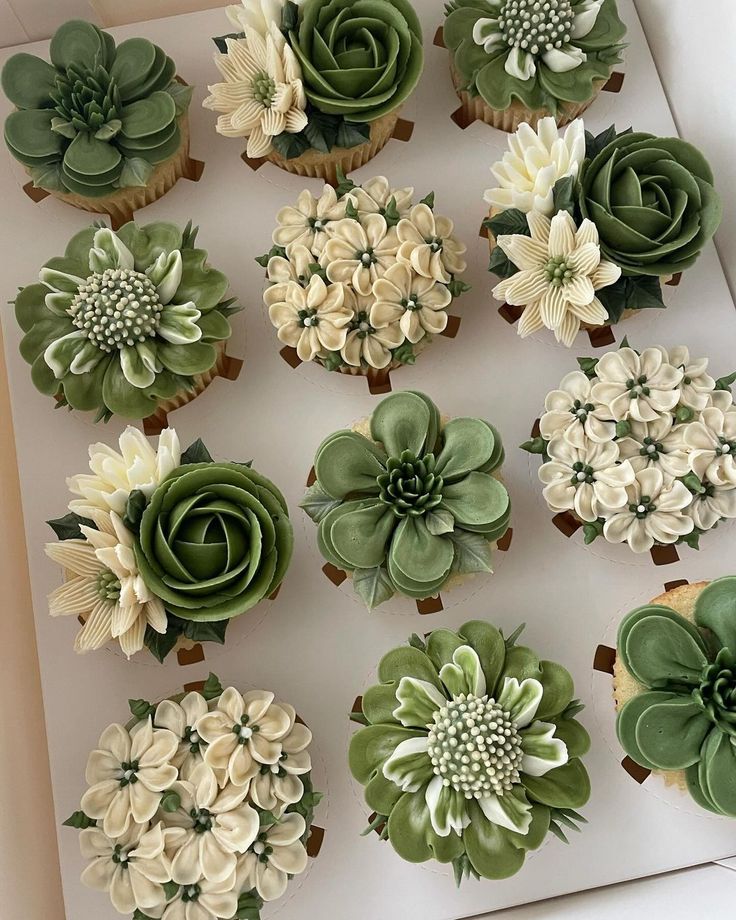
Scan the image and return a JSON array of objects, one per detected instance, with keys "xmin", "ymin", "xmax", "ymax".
[
  {"xmin": 498, "ymin": 0, "xmax": 574, "ymax": 54},
  {"xmin": 252, "ymin": 71, "xmax": 276, "ymax": 107},
  {"xmin": 630, "ymin": 495, "xmax": 656, "ymax": 518},
  {"xmin": 544, "ymin": 255, "xmax": 574, "ymax": 286},
  {"xmin": 232, "ymin": 714, "xmax": 259, "ymax": 745},
  {"xmin": 96, "ymin": 568, "xmax": 121, "ymax": 601},
  {"xmin": 625, "ymin": 376, "xmax": 651, "ymax": 398},
  {"xmin": 69, "ymin": 268, "xmax": 161, "ymax": 352}
]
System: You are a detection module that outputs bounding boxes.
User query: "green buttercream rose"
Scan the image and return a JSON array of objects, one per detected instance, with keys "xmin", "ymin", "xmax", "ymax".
[
  {"xmin": 135, "ymin": 461, "xmax": 293, "ymax": 621},
  {"xmin": 444, "ymin": 0, "xmax": 626, "ymax": 114},
  {"xmin": 616, "ymin": 577, "xmax": 736, "ymax": 818},
  {"xmin": 14, "ymin": 221, "xmax": 235, "ymax": 421},
  {"xmin": 349, "ymin": 621, "xmax": 591, "ymax": 881},
  {"xmin": 301, "ymin": 391, "xmax": 510, "ymax": 608},
  {"xmin": 1, "ymin": 19, "xmax": 192, "ymax": 196},
  {"xmin": 579, "ymin": 131, "xmax": 722, "ymax": 276},
  {"xmin": 289, "ymin": 0, "xmax": 424, "ymax": 122}
]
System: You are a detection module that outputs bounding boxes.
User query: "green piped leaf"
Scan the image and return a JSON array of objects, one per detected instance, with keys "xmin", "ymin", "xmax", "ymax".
[
  {"xmin": 449, "ymin": 530, "xmax": 493, "ymax": 575},
  {"xmin": 202, "ymin": 672, "xmax": 225, "ymax": 701},
  {"xmin": 63, "ymin": 811, "xmax": 96, "ymax": 829},
  {"xmin": 47, "ymin": 511, "xmax": 95, "ymax": 540},
  {"xmin": 300, "ymin": 482, "xmax": 342, "ymax": 524},
  {"xmin": 353, "ymin": 566, "xmax": 395, "ymax": 609}
]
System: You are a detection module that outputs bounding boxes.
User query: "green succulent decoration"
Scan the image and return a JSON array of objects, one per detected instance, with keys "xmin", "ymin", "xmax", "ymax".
[
  {"xmin": 1, "ymin": 20, "xmax": 192, "ymax": 197},
  {"xmin": 135, "ymin": 456, "xmax": 293, "ymax": 622},
  {"xmin": 444, "ymin": 0, "xmax": 626, "ymax": 115},
  {"xmin": 302, "ymin": 391, "xmax": 511, "ymax": 608},
  {"xmin": 616, "ymin": 577, "xmax": 736, "ymax": 818},
  {"xmin": 579, "ymin": 129, "xmax": 723, "ymax": 277},
  {"xmin": 349, "ymin": 622, "xmax": 591, "ymax": 882},
  {"xmin": 14, "ymin": 220, "xmax": 237, "ymax": 421}
]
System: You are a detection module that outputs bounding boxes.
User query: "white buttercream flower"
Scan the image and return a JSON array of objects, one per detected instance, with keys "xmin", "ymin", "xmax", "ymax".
[
  {"xmin": 235, "ymin": 813, "xmax": 308, "ymax": 901},
  {"xmin": 67, "ymin": 427, "xmax": 180, "ymax": 518},
  {"xmin": 591, "ymin": 347, "xmax": 684, "ymax": 423},
  {"xmin": 322, "ymin": 214, "xmax": 399, "ymax": 296},
  {"xmin": 250, "ymin": 705, "xmax": 312, "ymax": 815},
  {"xmin": 340, "ymin": 291, "xmax": 404, "ymax": 370},
  {"xmin": 263, "ymin": 244, "xmax": 315, "ymax": 313},
  {"xmin": 493, "ymin": 210, "xmax": 620, "ymax": 347},
  {"xmin": 539, "ymin": 437, "xmax": 634, "ymax": 522},
  {"xmin": 371, "ymin": 262, "xmax": 451, "ymax": 344},
  {"xmin": 348, "ymin": 176, "xmax": 414, "ymax": 219},
  {"xmin": 602, "ymin": 467, "xmax": 694, "ymax": 553},
  {"xmin": 662, "ymin": 345, "xmax": 715, "ymax": 412},
  {"xmin": 162, "ymin": 872, "xmax": 238, "ymax": 920},
  {"xmin": 616, "ymin": 417, "xmax": 690, "ymax": 478},
  {"xmin": 685, "ymin": 482, "xmax": 736, "ymax": 531},
  {"xmin": 203, "ymin": 26, "xmax": 308, "ymax": 158},
  {"xmin": 484, "ymin": 118, "xmax": 586, "ymax": 215},
  {"xmin": 81, "ymin": 720, "xmax": 178, "ymax": 839},
  {"xmin": 684, "ymin": 406, "xmax": 736, "ymax": 487},
  {"xmin": 196, "ymin": 687, "xmax": 292, "ymax": 787},
  {"xmin": 162, "ymin": 763, "xmax": 259, "ymax": 885},
  {"xmin": 226, "ymin": 0, "xmax": 287, "ymax": 38},
  {"xmin": 396, "ymin": 204, "xmax": 467, "ymax": 284},
  {"xmin": 268, "ymin": 275, "xmax": 352, "ymax": 362},
  {"xmin": 46, "ymin": 509, "xmax": 167, "ymax": 658},
  {"xmin": 80, "ymin": 823, "xmax": 170, "ymax": 916},
  {"xmin": 539, "ymin": 370, "xmax": 615, "ymax": 448},
  {"xmin": 272, "ymin": 186, "xmax": 346, "ymax": 255},
  {"xmin": 154, "ymin": 692, "xmax": 211, "ymax": 775}
]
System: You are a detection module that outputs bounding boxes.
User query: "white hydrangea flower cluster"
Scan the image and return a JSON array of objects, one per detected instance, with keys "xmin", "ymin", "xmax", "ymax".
[
  {"xmin": 72, "ymin": 684, "xmax": 316, "ymax": 919},
  {"xmin": 263, "ymin": 176, "xmax": 468, "ymax": 372},
  {"xmin": 535, "ymin": 345, "xmax": 736, "ymax": 553}
]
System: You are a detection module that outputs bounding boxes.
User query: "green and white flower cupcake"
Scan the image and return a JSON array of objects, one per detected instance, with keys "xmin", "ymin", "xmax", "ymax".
[
  {"xmin": 14, "ymin": 221, "xmax": 238, "ymax": 422},
  {"xmin": 350, "ymin": 621, "xmax": 590, "ymax": 881}
]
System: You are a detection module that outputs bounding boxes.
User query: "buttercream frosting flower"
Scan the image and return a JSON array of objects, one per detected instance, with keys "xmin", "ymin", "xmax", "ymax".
[
  {"xmin": 80, "ymin": 823, "xmax": 171, "ymax": 916},
  {"xmin": 15, "ymin": 222, "xmax": 234, "ymax": 422},
  {"xmin": 484, "ymin": 118, "xmax": 586, "ymax": 216},
  {"xmin": 665, "ymin": 345, "xmax": 716, "ymax": 413},
  {"xmin": 268, "ymin": 275, "xmax": 352, "ymax": 361},
  {"xmin": 616, "ymin": 417, "xmax": 690, "ymax": 479},
  {"xmin": 197, "ymin": 688, "xmax": 292, "ymax": 787},
  {"xmin": 602, "ymin": 467, "xmax": 694, "ymax": 553},
  {"xmin": 235, "ymin": 813, "xmax": 308, "ymax": 901},
  {"xmin": 684, "ymin": 406, "xmax": 736, "ymax": 487},
  {"xmin": 162, "ymin": 874, "xmax": 238, "ymax": 920},
  {"xmin": 203, "ymin": 27, "xmax": 307, "ymax": 157},
  {"xmin": 250, "ymin": 708, "xmax": 312, "ymax": 814},
  {"xmin": 686, "ymin": 482, "xmax": 736, "ymax": 532},
  {"xmin": 322, "ymin": 215, "xmax": 399, "ymax": 296},
  {"xmin": 68, "ymin": 426, "xmax": 181, "ymax": 518},
  {"xmin": 538, "ymin": 370, "xmax": 615, "ymax": 447},
  {"xmin": 591, "ymin": 346, "xmax": 683, "ymax": 422},
  {"xmin": 396, "ymin": 204, "xmax": 467, "ymax": 284},
  {"xmin": 303, "ymin": 391, "xmax": 510, "ymax": 607},
  {"xmin": 615, "ymin": 578, "xmax": 736, "ymax": 817},
  {"xmin": 539, "ymin": 438, "xmax": 634, "ymax": 522},
  {"xmin": 226, "ymin": 0, "xmax": 285, "ymax": 38},
  {"xmin": 263, "ymin": 244, "xmax": 314, "ymax": 302},
  {"xmin": 272, "ymin": 185, "xmax": 344, "ymax": 255},
  {"xmin": 81, "ymin": 720, "xmax": 178, "ymax": 839},
  {"xmin": 493, "ymin": 210, "xmax": 621, "ymax": 346},
  {"xmin": 349, "ymin": 176, "xmax": 414, "ymax": 219},
  {"xmin": 371, "ymin": 262, "xmax": 452, "ymax": 344},
  {"xmin": 154, "ymin": 692, "xmax": 211, "ymax": 774},
  {"xmin": 340, "ymin": 292, "xmax": 404, "ymax": 370},
  {"xmin": 350, "ymin": 621, "xmax": 590, "ymax": 880}
]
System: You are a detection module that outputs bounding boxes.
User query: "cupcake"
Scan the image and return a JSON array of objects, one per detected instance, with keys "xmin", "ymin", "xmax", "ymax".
[
  {"xmin": 443, "ymin": 0, "xmax": 626, "ymax": 132},
  {"xmin": 260, "ymin": 175, "xmax": 469, "ymax": 387},
  {"xmin": 204, "ymin": 0, "xmax": 423, "ymax": 183},
  {"xmin": 485, "ymin": 120, "xmax": 722, "ymax": 346},
  {"xmin": 14, "ymin": 221, "xmax": 237, "ymax": 423},
  {"xmin": 523, "ymin": 344, "xmax": 736, "ymax": 557},
  {"xmin": 1, "ymin": 20, "xmax": 194, "ymax": 223},
  {"xmin": 302, "ymin": 391, "xmax": 510, "ymax": 609},
  {"xmin": 614, "ymin": 578, "xmax": 736, "ymax": 818},
  {"xmin": 45, "ymin": 427, "xmax": 293, "ymax": 661},
  {"xmin": 349, "ymin": 621, "xmax": 591, "ymax": 881},
  {"xmin": 65, "ymin": 673, "xmax": 321, "ymax": 917}
]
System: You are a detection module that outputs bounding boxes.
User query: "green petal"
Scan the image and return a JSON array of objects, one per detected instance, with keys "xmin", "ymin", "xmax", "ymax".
[
  {"xmin": 117, "ymin": 220, "xmax": 183, "ymax": 268},
  {"xmin": 109, "ymin": 37, "xmax": 158, "ymax": 101},
  {"xmin": 622, "ymin": 613, "xmax": 708, "ymax": 687},
  {"xmin": 102, "ymin": 357, "xmax": 158, "ymax": 418},
  {"xmin": 49, "ymin": 20, "xmax": 105, "ymax": 71},
  {"xmin": 499, "ymin": 645, "xmax": 542, "ymax": 685},
  {"xmin": 1, "ymin": 53, "xmax": 56, "ymax": 109},
  {"xmin": 158, "ymin": 302, "xmax": 203, "ymax": 345},
  {"xmin": 635, "ymin": 697, "xmax": 712, "ymax": 770},
  {"xmin": 364, "ymin": 771, "xmax": 403, "ymax": 815},
  {"xmin": 44, "ymin": 291, "xmax": 75, "ymax": 316},
  {"xmin": 31, "ymin": 353, "xmax": 58, "ymax": 396},
  {"xmin": 62, "ymin": 355, "xmax": 110, "ymax": 411},
  {"xmin": 440, "ymin": 472, "xmax": 510, "ymax": 530},
  {"xmin": 497, "ymin": 677, "xmax": 543, "ymax": 728},
  {"xmin": 505, "ymin": 803, "xmax": 551, "ymax": 852},
  {"xmin": 121, "ymin": 91, "xmax": 176, "ymax": 139},
  {"xmin": 314, "ymin": 431, "xmax": 386, "ymax": 499},
  {"xmin": 478, "ymin": 785, "xmax": 533, "ymax": 834},
  {"xmin": 435, "ymin": 418, "xmax": 496, "ymax": 482},
  {"xmin": 63, "ymin": 132, "xmax": 122, "ymax": 178},
  {"xmin": 387, "ymin": 787, "xmax": 464, "ymax": 864},
  {"xmin": 535, "ymin": 660, "xmax": 575, "ymax": 722},
  {"xmin": 458, "ymin": 620, "xmax": 507, "ymax": 695},
  {"xmin": 393, "ymin": 677, "xmax": 445, "ymax": 728},
  {"xmin": 39, "ymin": 262, "xmax": 85, "ymax": 293},
  {"xmin": 388, "ymin": 515, "xmax": 454, "ymax": 587},
  {"xmin": 327, "ymin": 499, "xmax": 395, "ymax": 569},
  {"xmin": 349, "ymin": 724, "xmax": 425, "ymax": 785},
  {"xmin": 425, "ymin": 774, "xmax": 470, "ymax": 836},
  {"xmin": 120, "ymin": 343, "xmax": 156, "ymax": 388},
  {"xmin": 20, "ymin": 317, "xmax": 72, "ymax": 364},
  {"xmin": 425, "ymin": 628, "xmax": 465, "ymax": 672},
  {"xmin": 14, "ymin": 283, "xmax": 50, "ymax": 332},
  {"xmin": 369, "ymin": 391, "xmax": 433, "ymax": 457},
  {"xmin": 157, "ymin": 341, "xmax": 215, "ymax": 376},
  {"xmin": 43, "ymin": 330, "xmax": 88, "ymax": 379},
  {"xmin": 69, "ymin": 339, "xmax": 106, "ymax": 375},
  {"xmin": 177, "ymin": 248, "xmax": 229, "ymax": 312},
  {"xmin": 438, "ymin": 645, "xmax": 486, "ymax": 698},
  {"xmin": 377, "ymin": 645, "xmax": 443, "ymax": 691},
  {"xmin": 382, "ymin": 736, "xmax": 434, "ymax": 792},
  {"xmin": 146, "ymin": 249, "xmax": 182, "ymax": 305},
  {"xmin": 198, "ymin": 310, "xmax": 231, "ymax": 343},
  {"xmin": 89, "ymin": 227, "xmax": 134, "ymax": 273},
  {"xmin": 520, "ymin": 721, "xmax": 569, "ymax": 777},
  {"xmin": 694, "ymin": 576, "xmax": 736, "ymax": 653},
  {"xmin": 685, "ymin": 761, "xmax": 721, "ymax": 816},
  {"xmin": 5, "ymin": 109, "xmax": 63, "ymax": 160},
  {"xmin": 463, "ymin": 801, "xmax": 526, "ymax": 880},
  {"xmin": 550, "ymin": 717, "xmax": 590, "ymax": 759},
  {"xmin": 616, "ymin": 691, "xmax": 678, "ymax": 771},
  {"xmin": 522, "ymin": 758, "xmax": 590, "ymax": 809},
  {"xmin": 362, "ymin": 682, "xmax": 400, "ymax": 725},
  {"xmin": 701, "ymin": 729, "xmax": 736, "ymax": 817}
]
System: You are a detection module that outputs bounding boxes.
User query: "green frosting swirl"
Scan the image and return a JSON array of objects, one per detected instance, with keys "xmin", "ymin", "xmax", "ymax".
[
  {"xmin": 578, "ymin": 131, "xmax": 722, "ymax": 276},
  {"xmin": 616, "ymin": 576, "xmax": 736, "ymax": 817},
  {"xmin": 444, "ymin": 0, "xmax": 626, "ymax": 114},
  {"xmin": 349, "ymin": 621, "xmax": 591, "ymax": 880},
  {"xmin": 1, "ymin": 19, "xmax": 192, "ymax": 196},
  {"xmin": 14, "ymin": 221, "xmax": 234, "ymax": 421},
  {"xmin": 302, "ymin": 391, "xmax": 511, "ymax": 607},
  {"xmin": 135, "ymin": 462, "xmax": 293, "ymax": 621},
  {"xmin": 289, "ymin": 0, "xmax": 423, "ymax": 122}
]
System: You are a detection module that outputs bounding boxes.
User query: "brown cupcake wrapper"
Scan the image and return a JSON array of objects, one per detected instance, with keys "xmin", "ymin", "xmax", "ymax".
[{"xmin": 263, "ymin": 110, "xmax": 400, "ymax": 184}]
